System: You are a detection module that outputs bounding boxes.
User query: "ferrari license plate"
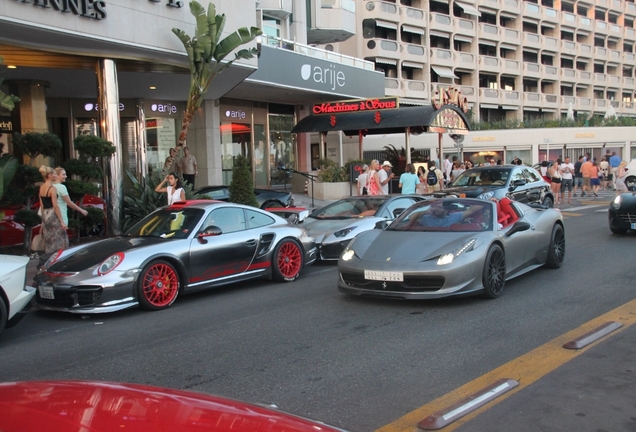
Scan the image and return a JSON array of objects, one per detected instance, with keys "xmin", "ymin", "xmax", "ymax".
[
  {"xmin": 631, "ymin": 223, "xmax": 636, "ymax": 230},
  {"xmin": 38, "ymin": 285, "xmax": 55, "ymax": 300},
  {"xmin": 364, "ymin": 270, "xmax": 404, "ymax": 282}
]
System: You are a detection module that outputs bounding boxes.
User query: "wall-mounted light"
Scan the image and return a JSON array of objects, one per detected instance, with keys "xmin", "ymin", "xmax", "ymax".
[
  {"xmin": 7, "ymin": 65, "xmax": 17, "ymax": 69},
  {"xmin": 149, "ymin": 86, "xmax": 157, "ymax": 90}
]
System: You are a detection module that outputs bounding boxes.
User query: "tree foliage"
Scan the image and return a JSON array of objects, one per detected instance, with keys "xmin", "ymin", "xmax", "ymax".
[
  {"xmin": 316, "ymin": 158, "xmax": 348, "ymax": 183},
  {"xmin": 228, "ymin": 155, "xmax": 258, "ymax": 207},
  {"xmin": 12, "ymin": 132, "xmax": 63, "ymax": 166},
  {"xmin": 64, "ymin": 135, "xmax": 115, "ymax": 198},
  {"xmin": 0, "ymin": 56, "xmax": 20, "ymax": 111}
]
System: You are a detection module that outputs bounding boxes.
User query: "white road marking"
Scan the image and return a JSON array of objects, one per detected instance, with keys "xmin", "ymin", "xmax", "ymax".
[{"xmin": 565, "ymin": 205, "xmax": 606, "ymax": 212}]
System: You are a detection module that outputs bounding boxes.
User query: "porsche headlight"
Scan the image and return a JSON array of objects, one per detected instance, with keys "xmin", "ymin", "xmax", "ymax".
[
  {"xmin": 334, "ymin": 227, "xmax": 356, "ymax": 238},
  {"xmin": 611, "ymin": 195, "xmax": 621, "ymax": 210},
  {"xmin": 477, "ymin": 191, "xmax": 495, "ymax": 200},
  {"xmin": 43, "ymin": 249, "xmax": 64, "ymax": 270},
  {"xmin": 97, "ymin": 252, "xmax": 125, "ymax": 276},
  {"xmin": 437, "ymin": 238, "xmax": 477, "ymax": 266}
]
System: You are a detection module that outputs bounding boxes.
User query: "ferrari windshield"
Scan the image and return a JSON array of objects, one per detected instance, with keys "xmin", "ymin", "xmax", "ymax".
[
  {"xmin": 125, "ymin": 208, "xmax": 204, "ymax": 239},
  {"xmin": 451, "ymin": 169, "xmax": 511, "ymax": 187},
  {"xmin": 309, "ymin": 197, "xmax": 387, "ymax": 219},
  {"xmin": 388, "ymin": 199, "xmax": 493, "ymax": 232}
]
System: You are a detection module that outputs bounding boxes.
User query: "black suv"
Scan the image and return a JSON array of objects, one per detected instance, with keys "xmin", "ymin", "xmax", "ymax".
[{"xmin": 441, "ymin": 166, "xmax": 555, "ymax": 207}]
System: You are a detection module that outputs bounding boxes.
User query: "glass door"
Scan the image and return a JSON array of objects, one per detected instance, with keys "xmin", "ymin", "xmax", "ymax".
[{"xmin": 220, "ymin": 122, "xmax": 251, "ymax": 185}]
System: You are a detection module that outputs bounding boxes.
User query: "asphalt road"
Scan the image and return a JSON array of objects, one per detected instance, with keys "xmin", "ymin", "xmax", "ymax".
[{"xmin": 1, "ymin": 202, "xmax": 635, "ymax": 432}]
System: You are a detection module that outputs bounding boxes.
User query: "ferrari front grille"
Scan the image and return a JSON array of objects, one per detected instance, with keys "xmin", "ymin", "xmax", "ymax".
[{"xmin": 341, "ymin": 272, "xmax": 445, "ymax": 292}]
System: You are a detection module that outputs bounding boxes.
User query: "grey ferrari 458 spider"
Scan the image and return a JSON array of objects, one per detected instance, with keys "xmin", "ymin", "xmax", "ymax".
[
  {"xmin": 301, "ymin": 195, "xmax": 427, "ymax": 261},
  {"xmin": 34, "ymin": 200, "xmax": 316, "ymax": 313},
  {"xmin": 338, "ymin": 197, "xmax": 565, "ymax": 299}
]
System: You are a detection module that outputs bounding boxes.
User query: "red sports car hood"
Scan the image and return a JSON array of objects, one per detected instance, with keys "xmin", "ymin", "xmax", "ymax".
[
  {"xmin": 0, "ymin": 380, "xmax": 346, "ymax": 432},
  {"xmin": 352, "ymin": 230, "xmax": 476, "ymax": 263},
  {"xmin": 49, "ymin": 237, "xmax": 171, "ymax": 272}
]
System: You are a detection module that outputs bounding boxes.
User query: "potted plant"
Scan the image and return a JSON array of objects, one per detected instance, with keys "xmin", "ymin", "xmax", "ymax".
[
  {"xmin": 228, "ymin": 155, "xmax": 259, "ymax": 207},
  {"xmin": 314, "ymin": 159, "xmax": 351, "ymax": 200}
]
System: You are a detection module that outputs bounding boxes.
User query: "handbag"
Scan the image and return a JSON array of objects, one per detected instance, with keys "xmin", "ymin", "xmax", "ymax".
[{"xmin": 31, "ymin": 234, "xmax": 45, "ymax": 252}]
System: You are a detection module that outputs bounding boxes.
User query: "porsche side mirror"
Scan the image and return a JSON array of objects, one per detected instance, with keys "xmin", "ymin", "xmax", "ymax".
[
  {"xmin": 375, "ymin": 220, "xmax": 388, "ymax": 230},
  {"xmin": 504, "ymin": 221, "xmax": 531, "ymax": 237},
  {"xmin": 392, "ymin": 208, "xmax": 406, "ymax": 218},
  {"xmin": 198, "ymin": 225, "xmax": 222, "ymax": 240},
  {"xmin": 508, "ymin": 179, "xmax": 526, "ymax": 192}
]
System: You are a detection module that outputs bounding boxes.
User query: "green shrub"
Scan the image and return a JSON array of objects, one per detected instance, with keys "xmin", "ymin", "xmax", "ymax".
[
  {"xmin": 316, "ymin": 158, "xmax": 348, "ymax": 183},
  {"xmin": 228, "ymin": 155, "xmax": 259, "ymax": 207}
]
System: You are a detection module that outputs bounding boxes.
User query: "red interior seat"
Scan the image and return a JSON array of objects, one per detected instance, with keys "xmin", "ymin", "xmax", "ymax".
[{"xmin": 497, "ymin": 198, "xmax": 518, "ymax": 227}]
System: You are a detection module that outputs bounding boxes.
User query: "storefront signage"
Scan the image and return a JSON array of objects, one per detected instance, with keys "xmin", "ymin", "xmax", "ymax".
[
  {"xmin": 13, "ymin": 0, "xmax": 183, "ymax": 21},
  {"xmin": 14, "ymin": 0, "xmax": 107, "ymax": 20},
  {"xmin": 432, "ymin": 86, "xmax": 470, "ymax": 113},
  {"xmin": 575, "ymin": 133, "xmax": 595, "ymax": 138},
  {"xmin": 301, "ymin": 64, "xmax": 345, "ymax": 91},
  {"xmin": 225, "ymin": 109, "xmax": 247, "ymax": 120},
  {"xmin": 312, "ymin": 97, "xmax": 398, "ymax": 115},
  {"xmin": 84, "ymin": 102, "xmax": 124, "ymax": 112},
  {"xmin": 0, "ymin": 119, "xmax": 14, "ymax": 133},
  {"xmin": 473, "ymin": 136, "xmax": 496, "ymax": 142},
  {"xmin": 151, "ymin": 103, "xmax": 178, "ymax": 115},
  {"xmin": 429, "ymin": 108, "xmax": 468, "ymax": 134}
]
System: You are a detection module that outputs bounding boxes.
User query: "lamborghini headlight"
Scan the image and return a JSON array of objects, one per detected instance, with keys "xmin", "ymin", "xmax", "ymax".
[
  {"xmin": 334, "ymin": 227, "xmax": 356, "ymax": 238},
  {"xmin": 477, "ymin": 191, "xmax": 495, "ymax": 200},
  {"xmin": 437, "ymin": 238, "xmax": 477, "ymax": 266},
  {"xmin": 611, "ymin": 195, "xmax": 621, "ymax": 210}
]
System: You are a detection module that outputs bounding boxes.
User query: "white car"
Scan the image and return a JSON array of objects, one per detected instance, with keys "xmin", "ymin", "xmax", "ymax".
[{"xmin": 0, "ymin": 255, "xmax": 36, "ymax": 338}]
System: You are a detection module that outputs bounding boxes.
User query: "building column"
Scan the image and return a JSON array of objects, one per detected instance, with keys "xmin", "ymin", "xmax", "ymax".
[
  {"xmin": 190, "ymin": 100, "xmax": 222, "ymax": 187},
  {"xmin": 97, "ymin": 59, "xmax": 123, "ymax": 235},
  {"xmin": 8, "ymin": 80, "xmax": 49, "ymax": 133}
]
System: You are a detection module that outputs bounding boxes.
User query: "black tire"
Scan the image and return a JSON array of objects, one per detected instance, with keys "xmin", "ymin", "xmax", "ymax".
[
  {"xmin": 545, "ymin": 224, "xmax": 566, "ymax": 269},
  {"xmin": 272, "ymin": 239, "xmax": 303, "ymax": 282},
  {"xmin": 482, "ymin": 244, "xmax": 506, "ymax": 299},
  {"xmin": 0, "ymin": 298, "xmax": 7, "ymax": 338},
  {"xmin": 542, "ymin": 195, "xmax": 554, "ymax": 208},
  {"xmin": 610, "ymin": 226, "xmax": 628, "ymax": 235},
  {"xmin": 261, "ymin": 200, "xmax": 284, "ymax": 209},
  {"xmin": 137, "ymin": 260, "xmax": 180, "ymax": 311}
]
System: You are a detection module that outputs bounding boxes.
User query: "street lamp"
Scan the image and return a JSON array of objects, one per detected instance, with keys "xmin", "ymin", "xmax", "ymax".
[
  {"xmin": 450, "ymin": 134, "xmax": 464, "ymax": 162},
  {"xmin": 543, "ymin": 138, "xmax": 551, "ymax": 161}
]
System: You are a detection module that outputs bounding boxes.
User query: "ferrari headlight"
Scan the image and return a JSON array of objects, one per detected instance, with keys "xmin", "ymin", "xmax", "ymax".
[
  {"xmin": 437, "ymin": 238, "xmax": 477, "ymax": 266},
  {"xmin": 612, "ymin": 195, "xmax": 621, "ymax": 210},
  {"xmin": 341, "ymin": 237, "xmax": 358, "ymax": 261},
  {"xmin": 334, "ymin": 227, "xmax": 356, "ymax": 238},
  {"xmin": 477, "ymin": 191, "xmax": 495, "ymax": 200},
  {"xmin": 97, "ymin": 252, "xmax": 125, "ymax": 276}
]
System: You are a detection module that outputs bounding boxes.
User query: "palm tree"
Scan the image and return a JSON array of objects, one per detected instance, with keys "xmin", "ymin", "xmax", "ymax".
[
  {"xmin": 170, "ymin": 1, "xmax": 261, "ymax": 161},
  {"xmin": 0, "ymin": 56, "xmax": 20, "ymax": 111}
]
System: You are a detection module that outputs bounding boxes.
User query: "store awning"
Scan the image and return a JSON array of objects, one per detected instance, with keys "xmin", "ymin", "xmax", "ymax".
[
  {"xmin": 402, "ymin": 61, "xmax": 424, "ymax": 69},
  {"xmin": 292, "ymin": 104, "xmax": 471, "ymax": 136},
  {"xmin": 454, "ymin": 35, "xmax": 473, "ymax": 43},
  {"xmin": 375, "ymin": 19, "xmax": 398, "ymax": 30},
  {"xmin": 429, "ymin": 30, "xmax": 450, "ymax": 38},
  {"xmin": 431, "ymin": 66, "xmax": 458, "ymax": 79},
  {"xmin": 375, "ymin": 57, "xmax": 397, "ymax": 65},
  {"xmin": 402, "ymin": 24, "xmax": 425, "ymax": 35},
  {"xmin": 456, "ymin": 2, "xmax": 481, "ymax": 16}
]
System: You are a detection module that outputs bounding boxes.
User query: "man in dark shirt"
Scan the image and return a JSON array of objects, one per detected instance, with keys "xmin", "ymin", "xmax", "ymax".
[{"xmin": 573, "ymin": 155, "xmax": 584, "ymax": 197}]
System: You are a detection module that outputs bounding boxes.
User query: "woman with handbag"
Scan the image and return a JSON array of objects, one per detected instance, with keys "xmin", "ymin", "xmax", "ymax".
[
  {"xmin": 38, "ymin": 166, "xmax": 68, "ymax": 269},
  {"xmin": 548, "ymin": 160, "xmax": 562, "ymax": 204},
  {"xmin": 366, "ymin": 160, "xmax": 382, "ymax": 196}
]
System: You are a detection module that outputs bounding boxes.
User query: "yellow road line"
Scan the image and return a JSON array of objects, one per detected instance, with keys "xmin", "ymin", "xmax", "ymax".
[{"xmin": 376, "ymin": 298, "xmax": 636, "ymax": 432}]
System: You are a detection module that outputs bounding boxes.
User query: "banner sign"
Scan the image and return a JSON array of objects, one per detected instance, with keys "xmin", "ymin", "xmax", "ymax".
[{"xmin": 312, "ymin": 97, "xmax": 399, "ymax": 116}]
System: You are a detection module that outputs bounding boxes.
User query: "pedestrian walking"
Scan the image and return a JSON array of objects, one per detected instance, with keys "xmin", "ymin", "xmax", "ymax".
[
  {"xmin": 53, "ymin": 167, "xmax": 88, "ymax": 226},
  {"xmin": 580, "ymin": 157, "xmax": 594, "ymax": 197},
  {"xmin": 366, "ymin": 160, "xmax": 382, "ymax": 196},
  {"xmin": 398, "ymin": 163, "xmax": 420, "ymax": 194},
  {"xmin": 180, "ymin": 147, "xmax": 198, "ymax": 188},
  {"xmin": 357, "ymin": 164, "xmax": 369, "ymax": 195},
  {"xmin": 615, "ymin": 161, "xmax": 628, "ymax": 195},
  {"xmin": 548, "ymin": 159, "xmax": 562, "ymax": 204},
  {"xmin": 573, "ymin": 155, "xmax": 584, "ymax": 196},
  {"xmin": 609, "ymin": 151, "xmax": 622, "ymax": 190},
  {"xmin": 38, "ymin": 166, "xmax": 68, "ymax": 269},
  {"xmin": 416, "ymin": 165, "xmax": 428, "ymax": 194},
  {"xmin": 155, "ymin": 172, "xmax": 186, "ymax": 204},
  {"xmin": 599, "ymin": 156, "xmax": 610, "ymax": 190},
  {"xmin": 560, "ymin": 157, "xmax": 574, "ymax": 204},
  {"xmin": 379, "ymin": 160, "xmax": 395, "ymax": 194},
  {"xmin": 590, "ymin": 161, "xmax": 601, "ymax": 197},
  {"xmin": 425, "ymin": 161, "xmax": 443, "ymax": 192}
]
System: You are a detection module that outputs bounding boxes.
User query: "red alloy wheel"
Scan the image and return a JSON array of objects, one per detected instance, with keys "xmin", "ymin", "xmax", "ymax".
[
  {"xmin": 277, "ymin": 241, "xmax": 302, "ymax": 279},
  {"xmin": 141, "ymin": 262, "xmax": 179, "ymax": 308}
]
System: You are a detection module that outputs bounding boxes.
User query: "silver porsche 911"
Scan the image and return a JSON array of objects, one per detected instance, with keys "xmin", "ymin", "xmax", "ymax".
[
  {"xmin": 338, "ymin": 198, "xmax": 565, "ymax": 299},
  {"xmin": 34, "ymin": 200, "xmax": 316, "ymax": 313},
  {"xmin": 301, "ymin": 195, "xmax": 427, "ymax": 261}
]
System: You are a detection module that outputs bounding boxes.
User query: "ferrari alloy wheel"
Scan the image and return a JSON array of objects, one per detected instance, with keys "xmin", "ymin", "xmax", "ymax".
[
  {"xmin": 545, "ymin": 223, "xmax": 566, "ymax": 268},
  {"xmin": 138, "ymin": 260, "xmax": 179, "ymax": 310},
  {"xmin": 482, "ymin": 244, "xmax": 506, "ymax": 299},
  {"xmin": 273, "ymin": 239, "xmax": 303, "ymax": 282}
]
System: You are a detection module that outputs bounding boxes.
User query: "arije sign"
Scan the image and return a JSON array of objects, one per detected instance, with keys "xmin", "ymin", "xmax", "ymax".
[{"xmin": 13, "ymin": 0, "xmax": 183, "ymax": 21}]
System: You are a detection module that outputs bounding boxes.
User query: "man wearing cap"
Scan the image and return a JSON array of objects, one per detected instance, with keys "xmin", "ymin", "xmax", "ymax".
[{"xmin": 379, "ymin": 160, "xmax": 395, "ymax": 194}]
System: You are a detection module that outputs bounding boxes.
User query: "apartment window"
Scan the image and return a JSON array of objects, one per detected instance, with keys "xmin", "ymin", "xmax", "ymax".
[
  {"xmin": 607, "ymin": 39, "xmax": 618, "ymax": 50},
  {"xmin": 560, "ymin": 85, "xmax": 574, "ymax": 96},
  {"xmin": 607, "ymin": 65, "xmax": 617, "ymax": 75},
  {"xmin": 594, "ymin": 63, "xmax": 605, "ymax": 73},
  {"xmin": 541, "ymin": 25, "xmax": 556, "ymax": 37},
  {"xmin": 560, "ymin": 30, "xmax": 574, "ymax": 41},
  {"xmin": 594, "ymin": 37, "xmax": 605, "ymax": 48},
  {"xmin": 593, "ymin": 89, "xmax": 604, "ymax": 99},
  {"xmin": 262, "ymin": 16, "xmax": 281, "ymax": 39},
  {"xmin": 576, "ymin": 87, "xmax": 589, "ymax": 97},
  {"xmin": 623, "ymin": 93, "xmax": 632, "ymax": 102},
  {"xmin": 455, "ymin": 71, "xmax": 472, "ymax": 86},
  {"xmin": 401, "ymin": 63, "xmax": 423, "ymax": 80},
  {"xmin": 626, "ymin": 18, "xmax": 635, "ymax": 28},
  {"xmin": 541, "ymin": 54, "xmax": 554, "ymax": 66},
  {"xmin": 479, "ymin": 74, "xmax": 498, "ymax": 88},
  {"xmin": 624, "ymin": 43, "xmax": 634, "ymax": 53},
  {"xmin": 376, "ymin": 63, "xmax": 398, "ymax": 78},
  {"xmin": 431, "ymin": 35, "xmax": 451, "ymax": 49},
  {"xmin": 608, "ymin": 13, "xmax": 618, "ymax": 24},
  {"xmin": 401, "ymin": 29, "xmax": 422, "ymax": 44},
  {"xmin": 362, "ymin": 19, "xmax": 397, "ymax": 41},
  {"xmin": 501, "ymin": 76, "xmax": 515, "ymax": 90},
  {"xmin": 576, "ymin": 5, "xmax": 588, "ymax": 16},
  {"xmin": 500, "ymin": 16, "xmax": 516, "ymax": 28},
  {"xmin": 522, "ymin": 21, "xmax": 538, "ymax": 34},
  {"xmin": 577, "ymin": 33, "xmax": 590, "ymax": 44},
  {"xmin": 576, "ymin": 61, "xmax": 588, "ymax": 71},
  {"xmin": 594, "ymin": 10, "xmax": 605, "ymax": 21},
  {"xmin": 607, "ymin": 90, "xmax": 616, "ymax": 100},
  {"xmin": 479, "ymin": 12, "xmax": 497, "ymax": 25},
  {"xmin": 623, "ymin": 67, "xmax": 633, "ymax": 77},
  {"xmin": 523, "ymin": 51, "xmax": 538, "ymax": 63},
  {"xmin": 541, "ymin": 81, "xmax": 555, "ymax": 94},
  {"xmin": 523, "ymin": 79, "xmax": 539, "ymax": 92},
  {"xmin": 429, "ymin": 1, "xmax": 449, "ymax": 14},
  {"xmin": 454, "ymin": 40, "xmax": 471, "ymax": 52},
  {"xmin": 561, "ymin": 2, "xmax": 574, "ymax": 12},
  {"xmin": 500, "ymin": 46, "xmax": 516, "ymax": 59},
  {"xmin": 561, "ymin": 58, "xmax": 574, "ymax": 68},
  {"xmin": 541, "ymin": 0, "xmax": 554, "ymax": 7},
  {"xmin": 479, "ymin": 44, "xmax": 497, "ymax": 56}
]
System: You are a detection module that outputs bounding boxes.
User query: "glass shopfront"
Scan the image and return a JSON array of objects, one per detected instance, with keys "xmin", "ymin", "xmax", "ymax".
[
  {"xmin": 144, "ymin": 100, "xmax": 184, "ymax": 178},
  {"xmin": 268, "ymin": 104, "xmax": 296, "ymax": 188}
]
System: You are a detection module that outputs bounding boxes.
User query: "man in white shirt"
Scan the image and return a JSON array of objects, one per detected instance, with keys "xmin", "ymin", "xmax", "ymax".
[
  {"xmin": 560, "ymin": 156, "xmax": 575, "ymax": 205},
  {"xmin": 443, "ymin": 155, "xmax": 452, "ymax": 188},
  {"xmin": 379, "ymin": 160, "xmax": 395, "ymax": 194}
]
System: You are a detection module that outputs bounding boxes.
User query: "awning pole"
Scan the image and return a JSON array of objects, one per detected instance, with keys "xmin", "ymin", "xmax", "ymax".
[
  {"xmin": 405, "ymin": 127, "xmax": 411, "ymax": 164},
  {"xmin": 438, "ymin": 132, "xmax": 443, "ymax": 167},
  {"xmin": 358, "ymin": 131, "xmax": 363, "ymax": 161},
  {"xmin": 320, "ymin": 132, "xmax": 326, "ymax": 160},
  {"xmin": 339, "ymin": 130, "xmax": 344, "ymax": 166}
]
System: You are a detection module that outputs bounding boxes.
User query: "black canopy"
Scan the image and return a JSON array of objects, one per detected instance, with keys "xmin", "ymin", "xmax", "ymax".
[{"xmin": 291, "ymin": 104, "xmax": 471, "ymax": 136}]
